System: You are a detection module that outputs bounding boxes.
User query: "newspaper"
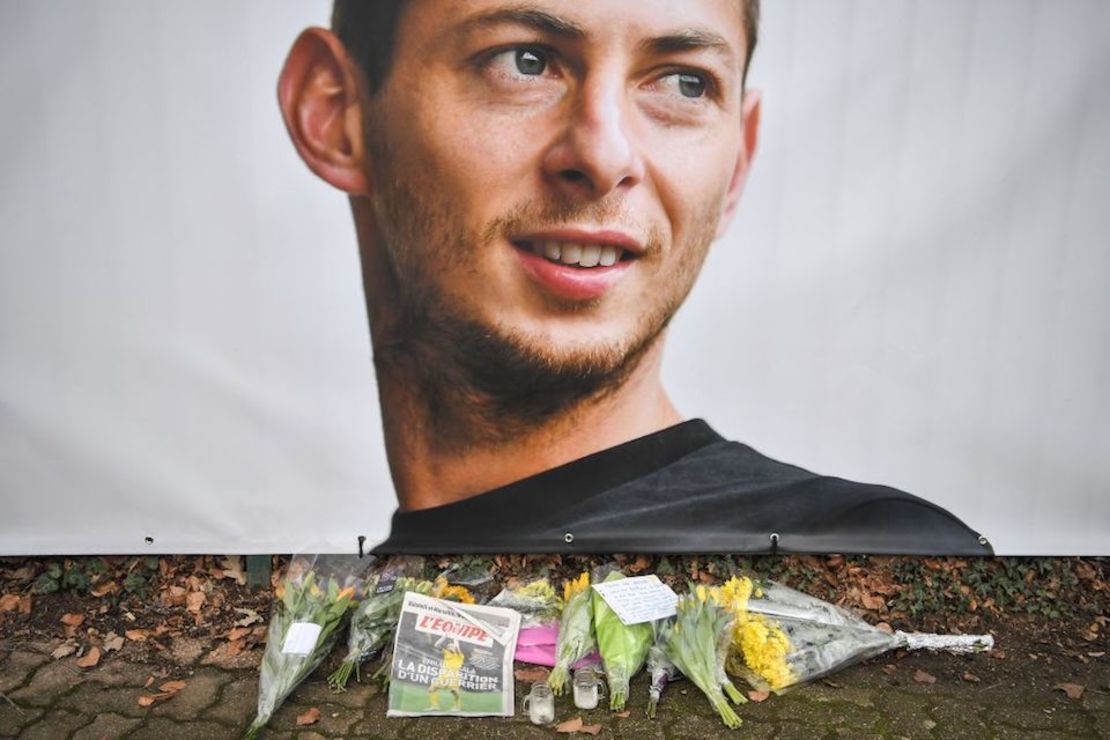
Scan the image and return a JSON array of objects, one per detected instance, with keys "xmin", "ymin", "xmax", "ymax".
[{"xmin": 387, "ymin": 592, "xmax": 522, "ymax": 717}]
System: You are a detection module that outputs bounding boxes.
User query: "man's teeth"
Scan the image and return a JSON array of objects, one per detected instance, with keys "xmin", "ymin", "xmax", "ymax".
[{"xmin": 530, "ymin": 241, "xmax": 622, "ymax": 267}]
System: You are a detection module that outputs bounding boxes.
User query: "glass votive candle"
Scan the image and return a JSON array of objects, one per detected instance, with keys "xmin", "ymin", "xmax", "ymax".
[
  {"xmin": 572, "ymin": 666, "xmax": 607, "ymax": 710},
  {"xmin": 522, "ymin": 680, "xmax": 555, "ymax": 725}
]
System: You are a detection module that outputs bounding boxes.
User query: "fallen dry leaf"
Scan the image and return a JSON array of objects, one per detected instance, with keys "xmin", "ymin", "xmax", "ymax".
[
  {"xmin": 75, "ymin": 647, "xmax": 101, "ymax": 668},
  {"xmin": 881, "ymin": 664, "xmax": 897, "ymax": 675},
  {"xmin": 233, "ymin": 607, "xmax": 263, "ymax": 627},
  {"xmin": 579, "ymin": 724, "xmax": 602, "ymax": 735},
  {"xmin": 913, "ymin": 669, "xmax": 936, "ymax": 685},
  {"xmin": 90, "ymin": 581, "xmax": 120, "ymax": 598},
  {"xmin": 102, "ymin": 633, "xmax": 125, "ymax": 652},
  {"xmin": 159, "ymin": 680, "xmax": 187, "ymax": 693},
  {"xmin": 0, "ymin": 594, "xmax": 21, "ymax": 612},
  {"xmin": 629, "ymin": 554, "xmax": 652, "ymax": 573},
  {"xmin": 615, "ymin": 710, "xmax": 631, "ymax": 718},
  {"xmin": 747, "ymin": 689, "xmax": 771, "ymax": 702},
  {"xmin": 991, "ymin": 649, "xmax": 1007, "ymax": 660},
  {"xmin": 137, "ymin": 695, "xmax": 157, "ymax": 707},
  {"xmin": 296, "ymin": 707, "xmax": 321, "ymax": 726},
  {"xmin": 226, "ymin": 626, "xmax": 252, "ymax": 642},
  {"xmin": 1055, "ymin": 683, "xmax": 1084, "ymax": 700},
  {"xmin": 874, "ymin": 621, "xmax": 893, "ymax": 634},
  {"xmin": 144, "ymin": 676, "xmax": 155, "ymax": 688},
  {"xmin": 861, "ymin": 594, "xmax": 885, "ymax": 611},
  {"xmin": 125, "ymin": 629, "xmax": 150, "ymax": 642},
  {"xmin": 219, "ymin": 556, "xmax": 247, "ymax": 586},
  {"xmin": 51, "ymin": 643, "xmax": 77, "ymax": 660},
  {"xmin": 186, "ymin": 591, "xmax": 206, "ymax": 613},
  {"xmin": 514, "ymin": 666, "xmax": 550, "ymax": 682},
  {"xmin": 962, "ymin": 672, "xmax": 981, "ymax": 683},
  {"xmin": 60, "ymin": 613, "xmax": 86, "ymax": 627},
  {"xmin": 556, "ymin": 717, "xmax": 584, "ymax": 733}
]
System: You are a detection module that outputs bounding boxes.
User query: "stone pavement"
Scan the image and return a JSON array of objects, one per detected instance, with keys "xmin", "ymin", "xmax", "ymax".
[{"xmin": 1, "ymin": 638, "xmax": 1107, "ymax": 740}]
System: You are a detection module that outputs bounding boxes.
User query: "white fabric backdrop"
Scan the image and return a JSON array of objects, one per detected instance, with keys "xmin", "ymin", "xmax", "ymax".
[{"xmin": 2, "ymin": 0, "xmax": 1107, "ymax": 555}]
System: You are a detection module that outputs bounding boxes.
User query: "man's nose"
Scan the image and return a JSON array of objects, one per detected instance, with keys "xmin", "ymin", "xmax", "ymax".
[{"xmin": 542, "ymin": 78, "xmax": 645, "ymax": 199}]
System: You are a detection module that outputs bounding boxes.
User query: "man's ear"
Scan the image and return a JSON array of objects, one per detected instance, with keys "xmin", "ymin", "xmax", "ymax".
[
  {"xmin": 277, "ymin": 27, "xmax": 370, "ymax": 196},
  {"xmin": 715, "ymin": 89, "xmax": 762, "ymax": 238}
]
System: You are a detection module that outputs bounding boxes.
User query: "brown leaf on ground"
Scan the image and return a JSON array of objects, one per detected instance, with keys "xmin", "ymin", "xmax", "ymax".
[
  {"xmin": 1055, "ymin": 683, "xmax": 1084, "ymax": 700},
  {"xmin": 125, "ymin": 629, "xmax": 150, "ymax": 641},
  {"xmin": 747, "ymin": 690, "xmax": 771, "ymax": 702},
  {"xmin": 219, "ymin": 556, "xmax": 247, "ymax": 586},
  {"xmin": 90, "ymin": 580, "xmax": 120, "ymax": 597},
  {"xmin": 874, "ymin": 622, "xmax": 893, "ymax": 634},
  {"xmin": 159, "ymin": 680, "xmax": 187, "ymax": 693},
  {"xmin": 628, "ymin": 554, "xmax": 652, "ymax": 574},
  {"xmin": 579, "ymin": 724, "xmax": 602, "ymax": 735},
  {"xmin": 144, "ymin": 676, "xmax": 154, "ymax": 688},
  {"xmin": 186, "ymin": 591, "xmax": 206, "ymax": 613},
  {"xmin": 861, "ymin": 594, "xmax": 885, "ymax": 611},
  {"xmin": 226, "ymin": 626, "xmax": 252, "ymax": 641},
  {"xmin": 296, "ymin": 707, "xmax": 321, "ymax": 726},
  {"xmin": 991, "ymin": 649, "xmax": 1007, "ymax": 660},
  {"xmin": 75, "ymin": 647, "xmax": 101, "ymax": 668},
  {"xmin": 881, "ymin": 664, "xmax": 896, "ymax": 675},
  {"xmin": 60, "ymin": 613, "xmax": 86, "ymax": 627},
  {"xmin": 102, "ymin": 633, "xmax": 125, "ymax": 652},
  {"xmin": 0, "ymin": 594, "xmax": 21, "ymax": 612},
  {"xmin": 137, "ymin": 691, "xmax": 174, "ymax": 707},
  {"xmin": 514, "ymin": 666, "xmax": 550, "ymax": 682},
  {"xmin": 556, "ymin": 717, "xmax": 583, "ymax": 733},
  {"xmin": 615, "ymin": 710, "xmax": 631, "ymax": 718},
  {"xmin": 51, "ymin": 643, "xmax": 77, "ymax": 660},
  {"xmin": 233, "ymin": 607, "xmax": 263, "ymax": 627},
  {"xmin": 913, "ymin": 669, "xmax": 936, "ymax": 685},
  {"xmin": 962, "ymin": 673, "xmax": 981, "ymax": 683}
]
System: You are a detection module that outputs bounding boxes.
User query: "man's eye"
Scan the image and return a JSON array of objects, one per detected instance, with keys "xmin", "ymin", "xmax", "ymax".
[
  {"xmin": 672, "ymin": 72, "xmax": 707, "ymax": 99},
  {"xmin": 514, "ymin": 48, "xmax": 547, "ymax": 76}
]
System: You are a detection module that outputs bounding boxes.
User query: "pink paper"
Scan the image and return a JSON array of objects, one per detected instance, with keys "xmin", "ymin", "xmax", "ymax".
[{"xmin": 514, "ymin": 625, "xmax": 600, "ymax": 668}]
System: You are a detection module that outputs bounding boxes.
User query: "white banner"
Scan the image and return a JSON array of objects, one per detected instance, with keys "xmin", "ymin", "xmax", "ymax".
[{"xmin": 2, "ymin": 1, "xmax": 1107, "ymax": 555}]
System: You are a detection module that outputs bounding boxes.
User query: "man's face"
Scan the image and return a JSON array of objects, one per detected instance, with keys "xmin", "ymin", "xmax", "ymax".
[{"xmin": 364, "ymin": 0, "xmax": 754, "ymax": 394}]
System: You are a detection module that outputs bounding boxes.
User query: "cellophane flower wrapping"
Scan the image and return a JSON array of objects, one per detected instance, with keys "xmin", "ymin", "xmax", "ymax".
[
  {"xmin": 663, "ymin": 585, "xmax": 746, "ymax": 729},
  {"xmin": 245, "ymin": 554, "xmax": 370, "ymax": 739},
  {"xmin": 591, "ymin": 570, "xmax": 653, "ymax": 711},
  {"xmin": 548, "ymin": 572, "xmax": 595, "ymax": 695},
  {"xmin": 645, "ymin": 621, "xmax": 679, "ymax": 718},
  {"xmin": 487, "ymin": 577, "xmax": 561, "ymax": 628},
  {"xmin": 717, "ymin": 577, "xmax": 993, "ymax": 692}
]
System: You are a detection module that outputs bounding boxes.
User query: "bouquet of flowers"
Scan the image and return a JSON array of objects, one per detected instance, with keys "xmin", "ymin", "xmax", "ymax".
[
  {"xmin": 328, "ymin": 558, "xmax": 475, "ymax": 692},
  {"xmin": 663, "ymin": 584, "xmax": 747, "ymax": 729},
  {"xmin": 591, "ymin": 571, "xmax": 654, "ymax": 711},
  {"xmin": 715, "ymin": 577, "xmax": 994, "ymax": 692},
  {"xmin": 548, "ymin": 572, "xmax": 595, "ymax": 695},
  {"xmin": 487, "ymin": 577, "xmax": 561, "ymax": 628},
  {"xmin": 245, "ymin": 555, "xmax": 367, "ymax": 739}
]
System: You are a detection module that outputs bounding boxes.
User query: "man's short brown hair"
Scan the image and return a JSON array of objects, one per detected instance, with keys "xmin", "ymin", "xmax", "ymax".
[{"xmin": 333, "ymin": 0, "xmax": 761, "ymax": 94}]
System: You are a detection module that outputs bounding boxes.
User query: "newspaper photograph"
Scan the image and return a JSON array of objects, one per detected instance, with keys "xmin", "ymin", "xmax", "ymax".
[{"xmin": 387, "ymin": 591, "xmax": 522, "ymax": 717}]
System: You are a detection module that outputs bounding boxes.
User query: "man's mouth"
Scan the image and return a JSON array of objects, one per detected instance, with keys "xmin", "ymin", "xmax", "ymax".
[{"xmin": 514, "ymin": 240, "xmax": 630, "ymax": 268}]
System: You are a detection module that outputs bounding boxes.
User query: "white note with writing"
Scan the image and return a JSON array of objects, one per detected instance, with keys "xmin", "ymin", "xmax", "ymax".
[
  {"xmin": 281, "ymin": 621, "xmax": 322, "ymax": 655},
  {"xmin": 591, "ymin": 575, "xmax": 678, "ymax": 625}
]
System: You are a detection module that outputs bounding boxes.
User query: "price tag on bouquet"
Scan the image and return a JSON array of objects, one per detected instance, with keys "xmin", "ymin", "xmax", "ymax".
[{"xmin": 591, "ymin": 575, "xmax": 678, "ymax": 625}]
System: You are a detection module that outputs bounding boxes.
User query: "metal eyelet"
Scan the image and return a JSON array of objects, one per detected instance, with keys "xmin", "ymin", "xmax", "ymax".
[{"xmin": 563, "ymin": 532, "xmax": 574, "ymax": 544}]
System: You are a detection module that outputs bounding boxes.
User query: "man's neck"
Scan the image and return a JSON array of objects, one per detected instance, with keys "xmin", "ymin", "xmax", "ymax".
[{"xmin": 377, "ymin": 340, "xmax": 682, "ymax": 512}]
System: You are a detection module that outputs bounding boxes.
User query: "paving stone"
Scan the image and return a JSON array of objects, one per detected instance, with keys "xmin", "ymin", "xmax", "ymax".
[
  {"xmin": 6, "ymin": 660, "xmax": 82, "ymax": 707},
  {"xmin": 57, "ymin": 683, "xmax": 151, "ymax": 719},
  {"xmin": 201, "ymin": 643, "xmax": 260, "ymax": 671},
  {"xmin": 773, "ymin": 694, "xmax": 878, "ymax": 732},
  {"xmin": 0, "ymin": 650, "xmax": 49, "ymax": 693},
  {"xmin": 72, "ymin": 711, "xmax": 143, "ymax": 740},
  {"xmin": 169, "ymin": 636, "xmax": 207, "ymax": 666},
  {"xmin": 153, "ymin": 668, "xmax": 228, "ymax": 720},
  {"xmin": 80, "ymin": 656, "xmax": 152, "ymax": 688},
  {"xmin": 203, "ymin": 676, "xmax": 258, "ymax": 727},
  {"xmin": 17, "ymin": 708, "xmax": 87, "ymax": 740},
  {"xmin": 128, "ymin": 716, "xmax": 234, "ymax": 739},
  {"xmin": 288, "ymin": 675, "xmax": 379, "ymax": 709},
  {"xmin": 0, "ymin": 703, "xmax": 42, "ymax": 738}
]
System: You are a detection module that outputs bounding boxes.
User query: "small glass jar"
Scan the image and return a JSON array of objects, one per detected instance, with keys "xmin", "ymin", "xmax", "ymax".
[
  {"xmin": 522, "ymin": 680, "xmax": 555, "ymax": 725},
  {"xmin": 572, "ymin": 666, "xmax": 607, "ymax": 710}
]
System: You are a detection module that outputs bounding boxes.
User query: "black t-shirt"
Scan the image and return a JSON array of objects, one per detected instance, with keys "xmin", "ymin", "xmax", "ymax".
[{"xmin": 373, "ymin": 420, "xmax": 992, "ymax": 555}]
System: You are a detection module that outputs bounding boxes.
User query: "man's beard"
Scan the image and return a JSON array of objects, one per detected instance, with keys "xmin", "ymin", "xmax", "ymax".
[{"xmin": 367, "ymin": 151, "xmax": 715, "ymax": 451}]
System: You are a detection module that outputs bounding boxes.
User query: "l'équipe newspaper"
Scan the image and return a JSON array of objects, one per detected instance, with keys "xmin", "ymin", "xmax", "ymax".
[{"xmin": 387, "ymin": 592, "xmax": 522, "ymax": 717}]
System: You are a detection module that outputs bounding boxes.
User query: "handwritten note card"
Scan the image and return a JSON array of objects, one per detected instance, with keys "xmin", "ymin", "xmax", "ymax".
[{"xmin": 591, "ymin": 575, "xmax": 678, "ymax": 625}]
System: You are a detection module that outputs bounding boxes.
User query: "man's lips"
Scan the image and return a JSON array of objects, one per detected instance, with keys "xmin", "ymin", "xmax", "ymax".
[{"xmin": 510, "ymin": 229, "xmax": 640, "ymax": 301}]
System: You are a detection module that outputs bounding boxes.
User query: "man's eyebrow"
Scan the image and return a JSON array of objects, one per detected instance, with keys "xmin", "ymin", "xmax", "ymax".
[
  {"xmin": 454, "ymin": 6, "xmax": 587, "ymax": 41},
  {"xmin": 639, "ymin": 29, "xmax": 738, "ymax": 65}
]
